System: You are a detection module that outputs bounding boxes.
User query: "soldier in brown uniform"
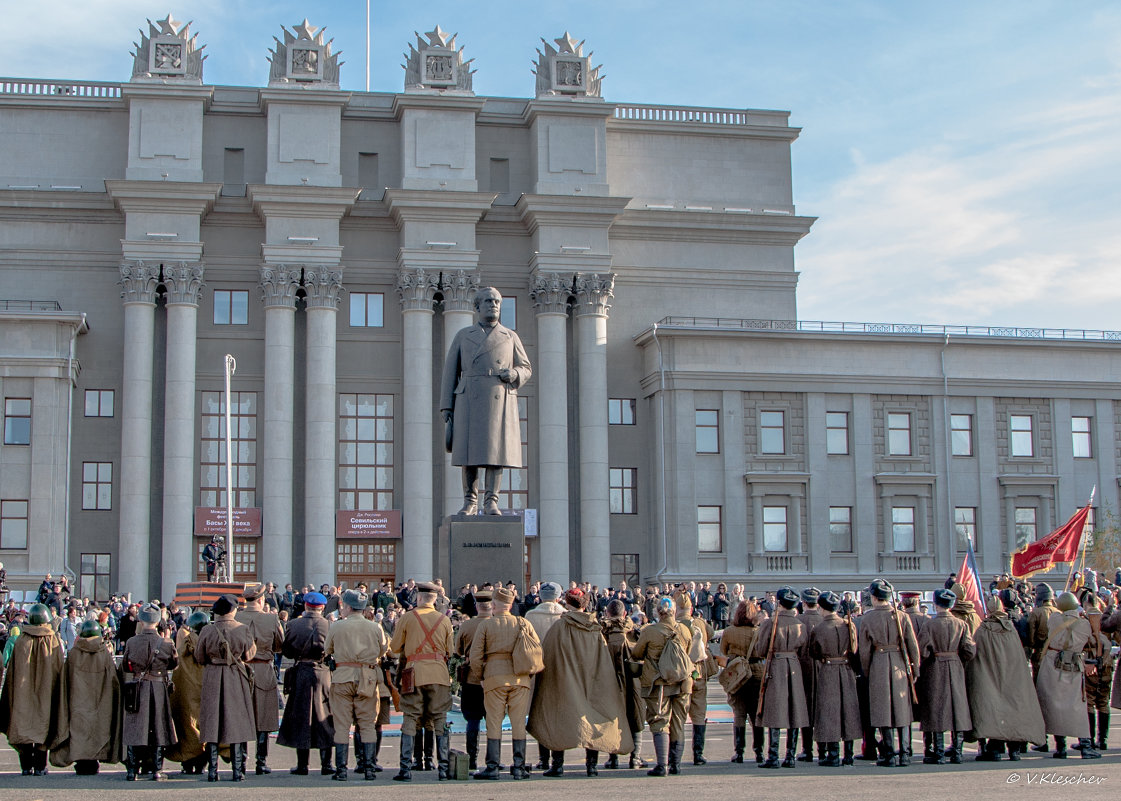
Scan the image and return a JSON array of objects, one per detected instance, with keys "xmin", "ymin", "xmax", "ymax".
[
  {"xmin": 602, "ymin": 598, "xmax": 647, "ymax": 769},
  {"xmin": 858, "ymin": 579, "xmax": 920, "ymax": 767},
  {"xmin": 390, "ymin": 581, "xmax": 455, "ymax": 781},
  {"xmin": 195, "ymin": 594, "xmax": 258, "ymax": 781},
  {"xmin": 120, "ymin": 603, "xmax": 179, "ymax": 780},
  {"xmin": 0, "ymin": 603, "xmax": 65, "ymax": 776},
  {"xmin": 277, "ymin": 591, "xmax": 335, "ymax": 775},
  {"xmin": 631, "ymin": 596, "xmax": 692, "ymax": 776},
  {"xmin": 719, "ymin": 599, "xmax": 764, "ymax": 764},
  {"xmin": 468, "ymin": 585, "xmax": 539, "ymax": 780},
  {"xmin": 236, "ymin": 583, "xmax": 284, "ymax": 775},
  {"xmin": 1036, "ymin": 591, "xmax": 1099, "ymax": 758},
  {"xmin": 1026, "ymin": 582, "xmax": 1057, "ymax": 751},
  {"xmin": 166, "ymin": 611, "xmax": 209, "ymax": 774},
  {"xmin": 808, "ymin": 591, "xmax": 861, "ymax": 767},
  {"xmin": 454, "ymin": 589, "xmax": 492, "ymax": 769},
  {"xmin": 917, "ymin": 588, "xmax": 975, "ymax": 764},
  {"xmin": 1081, "ymin": 590, "xmax": 1113, "ymax": 752},
  {"xmin": 676, "ymin": 595, "xmax": 716, "ymax": 766},
  {"xmin": 797, "ymin": 587, "xmax": 825, "ymax": 761},
  {"xmin": 752, "ymin": 586, "xmax": 809, "ymax": 769}
]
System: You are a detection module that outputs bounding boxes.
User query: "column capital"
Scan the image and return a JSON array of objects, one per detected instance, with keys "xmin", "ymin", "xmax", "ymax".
[
  {"xmin": 397, "ymin": 267, "xmax": 440, "ymax": 312},
  {"xmin": 304, "ymin": 265, "xmax": 344, "ymax": 310},
  {"xmin": 119, "ymin": 259, "xmax": 160, "ymax": 305},
  {"xmin": 574, "ymin": 272, "xmax": 615, "ymax": 318},
  {"xmin": 259, "ymin": 264, "xmax": 302, "ymax": 309},
  {"xmin": 530, "ymin": 270, "xmax": 574, "ymax": 316},
  {"xmin": 162, "ymin": 261, "xmax": 205, "ymax": 305},
  {"xmin": 440, "ymin": 270, "xmax": 480, "ymax": 313}
]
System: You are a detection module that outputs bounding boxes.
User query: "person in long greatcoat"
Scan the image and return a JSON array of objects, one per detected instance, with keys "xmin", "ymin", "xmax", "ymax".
[
  {"xmin": 719, "ymin": 600, "xmax": 764, "ymax": 764},
  {"xmin": 1035, "ymin": 591, "xmax": 1098, "ymax": 758},
  {"xmin": 797, "ymin": 587, "xmax": 825, "ymax": 761},
  {"xmin": 968, "ymin": 596, "xmax": 1045, "ymax": 760},
  {"xmin": 602, "ymin": 599, "xmax": 647, "ymax": 769},
  {"xmin": 917, "ymin": 588, "xmax": 975, "ymax": 764},
  {"xmin": 120, "ymin": 603, "xmax": 178, "ymax": 780},
  {"xmin": 50, "ymin": 619, "xmax": 122, "ymax": 774},
  {"xmin": 808, "ymin": 591, "xmax": 862, "ymax": 767},
  {"xmin": 277, "ymin": 591, "xmax": 335, "ymax": 775},
  {"xmin": 752, "ymin": 586, "xmax": 809, "ymax": 769},
  {"xmin": 166, "ymin": 611, "xmax": 209, "ymax": 774},
  {"xmin": 528, "ymin": 588, "xmax": 632, "ymax": 777},
  {"xmin": 0, "ymin": 603, "xmax": 66, "ymax": 775},
  {"xmin": 195, "ymin": 594, "xmax": 257, "ymax": 781},
  {"xmin": 236, "ymin": 582, "xmax": 285, "ymax": 774},
  {"xmin": 858, "ymin": 579, "xmax": 920, "ymax": 767},
  {"xmin": 1101, "ymin": 599, "xmax": 1121, "ymax": 733}
]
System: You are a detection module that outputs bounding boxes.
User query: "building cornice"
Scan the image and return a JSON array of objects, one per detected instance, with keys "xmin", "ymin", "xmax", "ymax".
[
  {"xmin": 391, "ymin": 93, "xmax": 486, "ymax": 119},
  {"xmin": 612, "ymin": 208, "xmax": 815, "ymax": 245},
  {"xmin": 515, "ymin": 193, "xmax": 630, "ymax": 234},
  {"xmin": 259, "ymin": 87, "xmax": 351, "ymax": 112},
  {"xmin": 382, "ymin": 189, "xmax": 496, "ymax": 227},
  {"xmin": 246, "ymin": 185, "xmax": 360, "ymax": 221},
  {"xmin": 105, "ymin": 180, "xmax": 222, "ymax": 217}
]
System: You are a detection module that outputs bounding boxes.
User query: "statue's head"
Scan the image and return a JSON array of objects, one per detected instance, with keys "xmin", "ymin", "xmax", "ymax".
[{"xmin": 474, "ymin": 286, "xmax": 502, "ymax": 323}]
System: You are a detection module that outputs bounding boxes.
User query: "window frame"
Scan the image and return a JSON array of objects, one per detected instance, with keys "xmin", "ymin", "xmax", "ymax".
[
  {"xmin": 759, "ymin": 410, "xmax": 786, "ymax": 455},
  {"xmin": 338, "ymin": 393, "xmax": 395, "ymax": 511},
  {"xmin": 954, "ymin": 506, "xmax": 977, "ymax": 552},
  {"xmin": 349, "ymin": 292, "xmax": 385, "ymax": 328},
  {"xmin": 825, "ymin": 411, "xmax": 849, "ymax": 455},
  {"xmin": 84, "ymin": 389, "xmax": 115, "ymax": 418},
  {"xmin": 213, "ymin": 289, "xmax": 249, "ymax": 326},
  {"xmin": 886, "ymin": 411, "xmax": 912, "ymax": 456},
  {"xmin": 609, "ymin": 467, "xmax": 637, "ymax": 515},
  {"xmin": 3, "ymin": 398, "xmax": 31, "ymax": 445},
  {"xmin": 81, "ymin": 461, "xmax": 113, "ymax": 511},
  {"xmin": 891, "ymin": 505, "xmax": 916, "ymax": 552},
  {"xmin": 762, "ymin": 505, "xmax": 789, "ymax": 552},
  {"xmin": 1072, "ymin": 416, "xmax": 1092, "ymax": 459},
  {"xmin": 79, "ymin": 553, "xmax": 112, "ymax": 602},
  {"xmin": 950, "ymin": 413, "xmax": 973, "ymax": 457},
  {"xmin": 695, "ymin": 409, "xmax": 720, "ymax": 454},
  {"xmin": 608, "ymin": 398, "xmax": 636, "ymax": 426},
  {"xmin": 0, "ymin": 499, "xmax": 29, "ymax": 550},
  {"xmin": 1010, "ymin": 414, "xmax": 1034, "ymax": 457},
  {"xmin": 697, "ymin": 505, "xmax": 722, "ymax": 553},
  {"xmin": 1014, "ymin": 506, "xmax": 1038, "ymax": 549},
  {"xmin": 200, "ymin": 391, "xmax": 257, "ymax": 508},
  {"xmin": 829, "ymin": 505, "xmax": 853, "ymax": 552}
]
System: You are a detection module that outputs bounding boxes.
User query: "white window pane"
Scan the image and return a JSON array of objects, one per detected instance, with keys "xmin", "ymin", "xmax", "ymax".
[
  {"xmin": 214, "ymin": 291, "xmax": 230, "ymax": 324},
  {"xmin": 84, "ymin": 391, "xmax": 98, "ymax": 416},
  {"xmin": 888, "ymin": 429, "xmax": 911, "ymax": 456},
  {"xmin": 98, "ymin": 462, "xmax": 112, "ymax": 481},
  {"xmin": 97, "ymin": 483, "xmax": 112, "ymax": 509},
  {"xmin": 368, "ymin": 294, "xmax": 383, "ymax": 326},
  {"xmin": 1, "ymin": 518, "xmax": 28, "ymax": 549},
  {"xmin": 82, "ymin": 485, "xmax": 97, "ymax": 509},
  {"xmin": 101, "ymin": 390, "xmax": 114, "ymax": 416},
  {"xmin": 231, "ymin": 291, "xmax": 249, "ymax": 324},
  {"xmin": 696, "ymin": 428, "xmax": 718, "ymax": 453},
  {"xmin": 350, "ymin": 293, "xmax": 365, "ymax": 326},
  {"xmin": 83, "ymin": 462, "xmax": 97, "ymax": 481}
]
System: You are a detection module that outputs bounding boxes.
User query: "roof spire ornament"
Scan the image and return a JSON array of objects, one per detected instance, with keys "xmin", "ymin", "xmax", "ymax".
[
  {"xmin": 532, "ymin": 32, "xmax": 604, "ymax": 98},
  {"xmin": 268, "ymin": 20, "xmax": 343, "ymax": 86},
  {"xmin": 402, "ymin": 23, "xmax": 476, "ymax": 93},
  {"xmin": 130, "ymin": 14, "xmax": 206, "ymax": 82}
]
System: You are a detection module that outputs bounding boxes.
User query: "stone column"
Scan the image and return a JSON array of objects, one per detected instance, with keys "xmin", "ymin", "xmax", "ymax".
[
  {"xmin": 117, "ymin": 261, "xmax": 159, "ymax": 600},
  {"xmin": 441, "ymin": 270, "xmax": 479, "ymax": 518},
  {"xmin": 574, "ymin": 273, "xmax": 614, "ymax": 588},
  {"xmin": 303, "ymin": 266, "xmax": 343, "ymax": 586},
  {"xmin": 398, "ymin": 267, "xmax": 440, "ymax": 580},
  {"xmin": 530, "ymin": 271, "xmax": 572, "ymax": 584},
  {"xmin": 260, "ymin": 265, "xmax": 300, "ymax": 587},
  {"xmin": 160, "ymin": 263, "xmax": 204, "ymax": 598}
]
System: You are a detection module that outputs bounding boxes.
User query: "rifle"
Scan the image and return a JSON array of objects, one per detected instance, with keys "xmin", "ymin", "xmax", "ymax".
[
  {"xmin": 756, "ymin": 609, "xmax": 781, "ymax": 718},
  {"xmin": 890, "ymin": 596, "xmax": 918, "ymax": 704}
]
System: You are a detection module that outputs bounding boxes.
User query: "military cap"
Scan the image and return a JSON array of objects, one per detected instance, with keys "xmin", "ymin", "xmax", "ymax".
[
  {"xmin": 494, "ymin": 586, "xmax": 516, "ymax": 604},
  {"xmin": 416, "ymin": 581, "xmax": 439, "ymax": 594},
  {"xmin": 79, "ymin": 619, "xmax": 103, "ymax": 638},
  {"xmin": 539, "ymin": 581, "xmax": 562, "ymax": 601},
  {"xmin": 1035, "ymin": 582, "xmax": 1055, "ymax": 602},
  {"xmin": 304, "ymin": 591, "xmax": 328, "ymax": 606},
  {"xmin": 868, "ymin": 578, "xmax": 894, "ymax": 600},
  {"xmin": 474, "ymin": 590, "xmax": 494, "ymax": 603},
  {"xmin": 28, "ymin": 603, "xmax": 51, "ymax": 625},
  {"xmin": 138, "ymin": 602, "xmax": 162, "ymax": 624},
  {"xmin": 564, "ymin": 588, "xmax": 586, "ymax": 609},
  {"xmin": 187, "ymin": 610, "xmax": 210, "ymax": 632},
  {"xmin": 1056, "ymin": 591, "xmax": 1079, "ymax": 612},
  {"xmin": 818, "ymin": 591, "xmax": 840, "ymax": 612},
  {"xmin": 801, "ymin": 587, "xmax": 821, "ymax": 604},
  {"xmin": 776, "ymin": 586, "xmax": 800, "ymax": 609},
  {"xmin": 932, "ymin": 588, "xmax": 957, "ymax": 609},
  {"xmin": 342, "ymin": 589, "xmax": 368, "ymax": 610},
  {"xmin": 243, "ymin": 582, "xmax": 266, "ymax": 601},
  {"xmin": 985, "ymin": 595, "xmax": 1004, "ymax": 615},
  {"xmin": 211, "ymin": 594, "xmax": 238, "ymax": 616}
]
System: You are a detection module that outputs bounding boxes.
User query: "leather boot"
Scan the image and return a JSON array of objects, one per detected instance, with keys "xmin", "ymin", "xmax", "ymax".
[
  {"xmin": 905, "ymin": 724, "xmax": 913, "ymax": 758},
  {"xmin": 423, "ymin": 727, "xmax": 435, "ymax": 770},
  {"xmin": 412, "ymin": 729, "xmax": 423, "ymax": 769},
  {"xmin": 363, "ymin": 742, "xmax": 377, "ymax": 780},
  {"xmin": 511, "ymin": 739, "xmax": 529, "ymax": 779},
  {"xmin": 798, "ymin": 727, "xmax": 814, "ymax": 761},
  {"xmin": 898, "ymin": 729, "xmax": 911, "ymax": 766},
  {"xmin": 150, "ymin": 746, "xmax": 165, "ymax": 781},
  {"xmin": 648, "ymin": 732, "xmax": 668, "ymax": 776},
  {"xmin": 125, "ymin": 746, "xmax": 138, "ymax": 781},
  {"xmin": 234, "ymin": 743, "xmax": 248, "ymax": 781},
  {"xmin": 668, "ymin": 739, "xmax": 682, "ymax": 774},
  {"xmin": 459, "ymin": 467, "xmax": 479, "ymax": 515},
  {"xmin": 1088, "ymin": 710, "xmax": 1096, "ymax": 748},
  {"xmin": 1099, "ymin": 711, "xmax": 1110, "ymax": 750},
  {"xmin": 207, "ymin": 742, "xmax": 220, "ymax": 781},
  {"xmin": 1007, "ymin": 741, "xmax": 1023, "ymax": 761},
  {"xmin": 543, "ymin": 749, "xmax": 564, "ymax": 777},
  {"xmin": 975, "ymin": 737, "xmax": 999, "ymax": 762},
  {"xmin": 842, "ymin": 740, "xmax": 855, "ymax": 767},
  {"xmin": 482, "ymin": 467, "xmax": 503, "ymax": 515},
  {"xmin": 781, "ymin": 728, "xmax": 798, "ymax": 768},
  {"xmin": 1080, "ymin": 738, "xmax": 1102, "ymax": 759},
  {"xmin": 604, "ymin": 752, "xmax": 619, "ymax": 769},
  {"xmin": 948, "ymin": 732, "xmax": 963, "ymax": 765},
  {"xmin": 1054, "ymin": 736, "xmax": 1068, "ymax": 758},
  {"xmin": 436, "ymin": 731, "xmax": 450, "ymax": 780},
  {"xmin": 332, "ymin": 744, "xmax": 348, "ymax": 781},
  {"xmin": 373, "ymin": 726, "xmax": 384, "ymax": 771},
  {"xmin": 394, "ymin": 733, "xmax": 414, "ymax": 781},
  {"xmin": 753, "ymin": 726, "xmax": 765, "ymax": 764},
  {"xmin": 731, "ymin": 726, "xmax": 745, "ymax": 762},
  {"xmin": 466, "ymin": 729, "xmax": 479, "ymax": 770},
  {"xmin": 922, "ymin": 730, "xmax": 934, "ymax": 762},
  {"xmin": 630, "ymin": 731, "xmax": 647, "ymax": 768},
  {"xmin": 876, "ymin": 727, "xmax": 898, "ymax": 767},
  {"xmin": 353, "ymin": 730, "xmax": 365, "ymax": 774},
  {"xmin": 692, "ymin": 723, "xmax": 707, "ymax": 765},
  {"xmin": 820, "ymin": 742, "xmax": 841, "ymax": 767},
  {"xmin": 926, "ymin": 731, "xmax": 945, "ymax": 764},
  {"xmin": 761, "ymin": 728, "xmax": 781, "ymax": 768},
  {"xmin": 256, "ymin": 731, "xmax": 271, "ymax": 774},
  {"xmin": 586, "ymin": 749, "xmax": 599, "ymax": 776},
  {"xmin": 319, "ymin": 746, "xmax": 334, "ymax": 775},
  {"xmin": 75, "ymin": 759, "xmax": 99, "ymax": 775},
  {"xmin": 535, "ymin": 740, "xmax": 550, "ymax": 770},
  {"xmin": 473, "ymin": 738, "xmax": 501, "ymax": 780},
  {"xmin": 291, "ymin": 748, "xmax": 309, "ymax": 775}
]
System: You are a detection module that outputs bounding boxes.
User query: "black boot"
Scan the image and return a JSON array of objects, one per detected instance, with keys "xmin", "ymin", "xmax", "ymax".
[
  {"xmin": 394, "ymin": 733, "xmax": 414, "ymax": 781},
  {"xmin": 731, "ymin": 726, "xmax": 745, "ymax": 763},
  {"xmin": 354, "ymin": 730, "xmax": 365, "ymax": 775},
  {"xmin": 876, "ymin": 727, "xmax": 898, "ymax": 767},
  {"xmin": 256, "ymin": 732, "xmax": 271, "ymax": 774},
  {"xmin": 1080, "ymin": 737, "xmax": 1102, "ymax": 759},
  {"xmin": 905, "ymin": 725, "xmax": 913, "ymax": 759},
  {"xmin": 373, "ymin": 726, "xmax": 384, "ymax": 771},
  {"xmin": 668, "ymin": 740, "xmax": 681, "ymax": 774},
  {"xmin": 820, "ymin": 742, "xmax": 841, "ymax": 767},
  {"xmin": 31, "ymin": 747, "xmax": 49, "ymax": 776},
  {"xmin": 473, "ymin": 738, "xmax": 501, "ymax": 780},
  {"xmin": 948, "ymin": 732, "xmax": 963, "ymax": 765},
  {"xmin": 319, "ymin": 746, "xmax": 334, "ymax": 775},
  {"xmin": 586, "ymin": 749, "xmax": 599, "ymax": 776},
  {"xmin": 976, "ymin": 737, "xmax": 1001, "ymax": 762},
  {"xmin": 923, "ymin": 731, "xmax": 934, "ymax": 762},
  {"xmin": 234, "ymin": 742, "xmax": 248, "ymax": 781},
  {"xmin": 692, "ymin": 723, "xmax": 707, "ymax": 765},
  {"xmin": 466, "ymin": 729, "xmax": 479, "ymax": 771},
  {"xmin": 332, "ymin": 744, "xmax": 348, "ymax": 781},
  {"xmin": 207, "ymin": 742, "xmax": 220, "ymax": 781},
  {"xmin": 761, "ymin": 728, "xmax": 781, "ymax": 768},
  {"xmin": 842, "ymin": 740, "xmax": 855, "ymax": 767},
  {"xmin": 150, "ymin": 746, "xmax": 165, "ymax": 781},
  {"xmin": 781, "ymin": 729, "xmax": 798, "ymax": 768},
  {"xmin": 363, "ymin": 742, "xmax": 377, "ymax": 780},
  {"xmin": 753, "ymin": 726, "xmax": 765, "ymax": 764},
  {"xmin": 423, "ymin": 727, "xmax": 435, "ymax": 771},
  {"xmin": 543, "ymin": 749, "xmax": 564, "ymax": 777},
  {"xmin": 536, "ymin": 741, "xmax": 550, "ymax": 770},
  {"xmin": 291, "ymin": 748, "xmax": 309, "ymax": 775},
  {"xmin": 511, "ymin": 739, "xmax": 529, "ymax": 779},
  {"xmin": 1099, "ymin": 711, "xmax": 1110, "ymax": 750},
  {"xmin": 898, "ymin": 729, "xmax": 911, "ymax": 766},
  {"xmin": 798, "ymin": 727, "xmax": 814, "ymax": 761},
  {"xmin": 1054, "ymin": 736, "xmax": 1068, "ymax": 758},
  {"xmin": 647, "ymin": 732, "xmax": 668, "ymax": 776},
  {"xmin": 927, "ymin": 731, "xmax": 945, "ymax": 764},
  {"xmin": 74, "ymin": 759, "xmax": 100, "ymax": 775},
  {"xmin": 436, "ymin": 731, "xmax": 450, "ymax": 780},
  {"xmin": 604, "ymin": 752, "xmax": 619, "ymax": 769},
  {"xmin": 125, "ymin": 746, "xmax": 138, "ymax": 781}
]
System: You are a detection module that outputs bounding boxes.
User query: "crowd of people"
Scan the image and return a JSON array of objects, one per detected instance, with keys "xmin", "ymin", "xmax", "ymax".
[{"xmin": 1, "ymin": 569, "xmax": 1119, "ymax": 781}]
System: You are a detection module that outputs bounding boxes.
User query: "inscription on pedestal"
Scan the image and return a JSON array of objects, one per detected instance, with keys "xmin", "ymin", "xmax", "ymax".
[{"xmin": 444, "ymin": 514, "xmax": 524, "ymax": 592}]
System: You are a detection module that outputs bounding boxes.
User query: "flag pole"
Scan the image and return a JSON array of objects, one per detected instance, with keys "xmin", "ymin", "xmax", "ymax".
[
  {"xmin": 365, "ymin": 0, "xmax": 371, "ymax": 92},
  {"xmin": 1063, "ymin": 486, "xmax": 1096, "ymax": 592},
  {"xmin": 223, "ymin": 354, "xmax": 237, "ymax": 584}
]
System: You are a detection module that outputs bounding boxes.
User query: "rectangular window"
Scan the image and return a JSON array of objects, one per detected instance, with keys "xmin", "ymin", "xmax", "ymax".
[
  {"xmin": 950, "ymin": 413, "xmax": 973, "ymax": 456},
  {"xmin": 337, "ymin": 540, "xmax": 397, "ymax": 583},
  {"xmin": 826, "ymin": 411, "xmax": 849, "ymax": 455},
  {"xmin": 349, "ymin": 292, "xmax": 384, "ymax": 327},
  {"xmin": 222, "ymin": 147, "xmax": 245, "ymax": 196},
  {"xmin": 196, "ymin": 537, "xmax": 258, "ymax": 582},
  {"xmin": 213, "ymin": 289, "xmax": 249, "ymax": 325},
  {"xmin": 887, "ymin": 412, "xmax": 911, "ymax": 456},
  {"xmin": 610, "ymin": 553, "xmax": 640, "ymax": 588},
  {"xmin": 81, "ymin": 461, "xmax": 113, "ymax": 510},
  {"xmin": 499, "ymin": 296, "xmax": 517, "ymax": 330},
  {"xmin": 1072, "ymin": 416, "xmax": 1092, "ymax": 458},
  {"xmin": 84, "ymin": 389, "xmax": 115, "ymax": 417},
  {"xmin": 608, "ymin": 398, "xmax": 636, "ymax": 425},
  {"xmin": 79, "ymin": 553, "xmax": 112, "ymax": 602},
  {"xmin": 891, "ymin": 506, "xmax": 916, "ymax": 552},
  {"xmin": 490, "ymin": 157, "xmax": 510, "ymax": 194},
  {"xmin": 829, "ymin": 506, "xmax": 852, "ymax": 552},
  {"xmin": 763, "ymin": 505, "xmax": 789, "ymax": 552},
  {"xmin": 338, "ymin": 393, "xmax": 394, "ymax": 511},
  {"xmin": 497, "ymin": 396, "xmax": 530, "ymax": 511},
  {"xmin": 609, "ymin": 467, "xmax": 637, "ymax": 515},
  {"xmin": 3, "ymin": 398, "xmax": 31, "ymax": 445},
  {"xmin": 696, "ymin": 409, "xmax": 719, "ymax": 453},
  {"xmin": 0, "ymin": 499, "xmax": 28, "ymax": 549},
  {"xmin": 200, "ymin": 391, "xmax": 257, "ymax": 507},
  {"xmin": 954, "ymin": 506, "xmax": 977, "ymax": 551},
  {"xmin": 759, "ymin": 410, "xmax": 786, "ymax": 454},
  {"xmin": 1010, "ymin": 414, "xmax": 1034, "ymax": 457},
  {"xmin": 358, "ymin": 152, "xmax": 379, "ymax": 189},
  {"xmin": 698, "ymin": 505, "xmax": 722, "ymax": 552},
  {"xmin": 1015, "ymin": 507, "xmax": 1037, "ymax": 549}
]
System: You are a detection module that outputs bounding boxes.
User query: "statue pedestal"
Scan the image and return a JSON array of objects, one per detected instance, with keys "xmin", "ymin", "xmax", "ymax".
[{"xmin": 441, "ymin": 513, "xmax": 524, "ymax": 593}]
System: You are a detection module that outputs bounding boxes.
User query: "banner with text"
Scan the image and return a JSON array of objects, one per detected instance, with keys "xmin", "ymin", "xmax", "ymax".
[
  {"xmin": 336, "ymin": 509, "xmax": 402, "ymax": 539},
  {"xmin": 194, "ymin": 507, "xmax": 262, "ymax": 537}
]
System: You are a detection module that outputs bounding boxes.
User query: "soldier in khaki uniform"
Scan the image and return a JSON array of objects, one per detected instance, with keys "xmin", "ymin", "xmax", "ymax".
[
  {"xmin": 632, "ymin": 597, "xmax": 693, "ymax": 776},
  {"xmin": 1027, "ymin": 582, "xmax": 1057, "ymax": 752},
  {"xmin": 468, "ymin": 586, "xmax": 540, "ymax": 780},
  {"xmin": 235, "ymin": 583, "xmax": 284, "ymax": 775},
  {"xmin": 325, "ymin": 589, "xmax": 388, "ymax": 781},
  {"xmin": 454, "ymin": 590, "xmax": 492, "ymax": 770},
  {"xmin": 389, "ymin": 581, "xmax": 454, "ymax": 781},
  {"xmin": 676, "ymin": 595, "xmax": 715, "ymax": 766}
]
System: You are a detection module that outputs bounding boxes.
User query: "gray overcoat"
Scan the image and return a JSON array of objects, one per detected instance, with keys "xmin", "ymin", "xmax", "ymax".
[
  {"xmin": 194, "ymin": 618, "xmax": 258, "ymax": 744},
  {"xmin": 858, "ymin": 606, "xmax": 920, "ymax": 728},
  {"xmin": 917, "ymin": 612, "xmax": 975, "ymax": 732},
  {"xmin": 1035, "ymin": 609, "xmax": 1092, "ymax": 737},
  {"xmin": 808, "ymin": 613, "xmax": 862, "ymax": 742},
  {"xmin": 751, "ymin": 609, "xmax": 808, "ymax": 729}
]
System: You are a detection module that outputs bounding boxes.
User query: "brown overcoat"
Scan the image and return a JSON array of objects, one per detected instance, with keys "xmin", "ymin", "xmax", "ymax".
[
  {"xmin": 1026, "ymin": 600, "xmax": 1055, "ymax": 671},
  {"xmin": 50, "ymin": 636, "xmax": 122, "ymax": 767},
  {"xmin": 751, "ymin": 609, "xmax": 809, "ymax": 728},
  {"xmin": 808, "ymin": 613, "xmax": 862, "ymax": 741},
  {"xmin": 603, "ymin": 617, "xmax": 645, "ymax": 734},
  {"xmin": 235, "ymin": 607, "xmax": 284, "ymax": 731},
  {"xmin": 0, "ymin": 623, "xmax": 66, "ymax": 747},
  {"xmin": 528, "ymin": 610, "xmax": 633, "ymax": 753},
  {"xmin": 165, "ymin": 629, "xmax": 204, "ymax": 763},
  {"xmin": 719, "ymin": 622, "xmax": 763, "ymax": 724},
  {"xmin": 858, "ymin": 605, "xmax": 920, "ymax": 727},
  {"xmin": 1101, "ymin": 607, "xmax": 1121, "ymax": 709},
  {"xmin": 966, "ymin": 613, "xmax": 1045, "ymax": 745},
  {"xmin": 917, "ymin": 611, "xmax": 975, "ymax": 732},
  {"xmin": 798, "ymin": 607, "xmax": 825, "ymax": 715},
  {"xmin": 120, "ymin": 629, "xmax": 178, "ymax": 746},
  {"xmin": 1035, "ymin": 609, "xmax": 1091, "ymax": 737},
  {"xmin": 195, "ymin": 618, "xmax": 258, "ymax": 744}
]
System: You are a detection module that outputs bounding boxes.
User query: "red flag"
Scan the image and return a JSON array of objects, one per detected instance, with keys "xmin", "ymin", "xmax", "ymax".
[
  {"xmin": 956, "ymin": 538, "xmax": 985, "ymax": 612},
  {"xmin": 1010, "ymin": 504, "xmax": 1090, "ymax": 579}
]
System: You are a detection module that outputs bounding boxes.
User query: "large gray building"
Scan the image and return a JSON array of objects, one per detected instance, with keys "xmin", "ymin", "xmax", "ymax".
[{"xmin": 0, "ymin": 17, "xmax": 1113, "ymax": 600}]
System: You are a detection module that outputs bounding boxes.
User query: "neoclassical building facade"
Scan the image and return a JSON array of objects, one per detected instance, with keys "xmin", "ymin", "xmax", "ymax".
[{"xmin": 1, "ymin": 17, "xmax": 1117, "ymax": 599}]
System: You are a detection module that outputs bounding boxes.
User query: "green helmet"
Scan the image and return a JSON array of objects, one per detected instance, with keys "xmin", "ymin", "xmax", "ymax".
[
  {"xmin": 1056, "ymin": 591, "xmax": 1079, "ymax": 612},
  {"xmin": 28, "ymin": 603, "xmax": 50, "ymax": 625},
  {"xmin": 186, "ymin": 611, "xmax": 210, "ymax": 633},
  {"xmin": 79, "ymin": 619, "xmax": 103, "ymax": 638}
]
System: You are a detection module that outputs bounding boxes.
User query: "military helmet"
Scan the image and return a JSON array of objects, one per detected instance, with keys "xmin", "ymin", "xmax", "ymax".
[
  {"xmin": 186, "ymin": 610, "xmax": 210, "ymax": 633},
  {"xmin": 28, "ymin": 603, "xmax": 50, "ymax": 625},
  {"xmin": 1056, "ymin": 591, "xmax": 1080, "ymax": 612},
  {"xmin": 79, "ymin": 619, "xmax": 103, "ymax": 638}
]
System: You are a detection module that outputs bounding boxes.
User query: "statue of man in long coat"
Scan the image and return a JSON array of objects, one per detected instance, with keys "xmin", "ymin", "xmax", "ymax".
[{"xmin": 440, "ymin": 287, "xmax": 532, "ymax": 515}]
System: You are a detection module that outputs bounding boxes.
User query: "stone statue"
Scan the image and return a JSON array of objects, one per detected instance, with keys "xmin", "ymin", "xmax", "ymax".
[{"xmin": 440, "ymin": 288, "xmax": 532, "ymax": 515}]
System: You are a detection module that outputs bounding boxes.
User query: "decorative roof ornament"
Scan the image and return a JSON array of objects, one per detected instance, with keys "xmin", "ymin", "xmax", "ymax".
[
  {"xmin": 130, "ymin": 14, "xmax": 206, "ymax": 82},
  {"xmin": 532, "ymin": 32, "xmax": 603, "ymax": 98},
  {"xmin": 268, "ymin": 19, "xmax": 342, "ymax": 86},
  {"xmin": 402, "ymin": 25, "xmax": 476, "ymax": 93}
]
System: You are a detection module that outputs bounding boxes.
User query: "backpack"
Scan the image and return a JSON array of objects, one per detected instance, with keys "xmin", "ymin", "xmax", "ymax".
[
  {"xmin": 657, "ymin": 626, "xmax": 692, "ymax": 683},
  {"xmin": 511, "ymin": 618, "xmax": 544, "ymax": 675}
]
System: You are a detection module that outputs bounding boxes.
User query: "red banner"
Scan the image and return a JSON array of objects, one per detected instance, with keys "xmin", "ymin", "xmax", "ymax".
[
  {"xmin": 335, "ymin": 509, "xmax": 402, "ymax": 539},
  {"xmin": 194, "ymin": 507, "xmax": 261, "ymax": 537},
  {"xmin": 1010, "ymin": 504, "xmax": 1090, "ymax": 579}
]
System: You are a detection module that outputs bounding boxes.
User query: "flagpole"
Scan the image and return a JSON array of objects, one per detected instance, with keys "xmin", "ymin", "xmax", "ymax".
[
  {"xmin": 365, "ymin": 0, "xmax": 370, "ymax": 92},
  {"xmin": 1063, "ymin": 486, "xmax": 1096, "ymax": 592}
]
